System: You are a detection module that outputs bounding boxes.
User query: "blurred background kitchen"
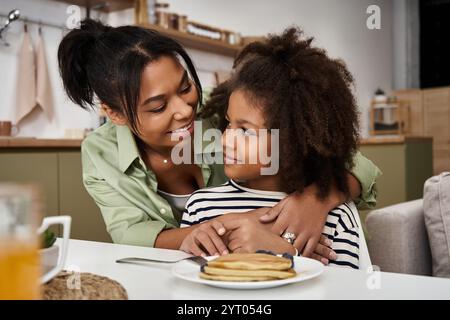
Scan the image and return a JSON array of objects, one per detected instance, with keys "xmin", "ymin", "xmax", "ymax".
[{"xmin": 0, "ymin": 0, "xmax": 448, "ymax": 244}]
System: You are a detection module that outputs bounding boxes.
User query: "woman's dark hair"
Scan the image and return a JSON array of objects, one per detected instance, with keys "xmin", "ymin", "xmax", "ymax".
[
  {"xmin": 200, "ymin": 27, "xmax": 360, "ymax": 199},
  {"xmin": 58, "ymin": 19, "xmax": 202, "ymax": 133}
]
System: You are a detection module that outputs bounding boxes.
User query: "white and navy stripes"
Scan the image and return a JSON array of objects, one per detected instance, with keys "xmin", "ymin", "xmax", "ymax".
[{"xmin": 180, "ymin": 180, "xmax": 360, "ymax": 269}]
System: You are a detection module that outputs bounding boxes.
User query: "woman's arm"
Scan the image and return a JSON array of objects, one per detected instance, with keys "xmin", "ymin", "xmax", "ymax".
[
  {"xmin": 84, "ymin": 171, "xmax": 231, "ymax": 252},
  {"xmin": 349, "ymin": 151, "xmax": 382, "ymax": 210},
  {"xmin": 84, "ymin": 172, "xmax": 169, "ymax": 247}
]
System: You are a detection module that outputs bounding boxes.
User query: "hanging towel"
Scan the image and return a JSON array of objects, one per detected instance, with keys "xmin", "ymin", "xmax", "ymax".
[
  {"xmin": 15, "ymin": 25, "xmax": 37, "ymax": 124},
  {"xmin": 35, "ymin": 29, "xmax": 54, "ymax": 120}
]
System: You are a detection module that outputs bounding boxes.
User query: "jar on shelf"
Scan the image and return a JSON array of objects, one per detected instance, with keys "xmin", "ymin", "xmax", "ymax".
[
  {"xmin": 227, "ymin": 32, "xmax": 242, "ymax": 45},
  {"xmin": 155, "ymin": 2, "xmax": 170, "ymax": 28},
  {"xmin": 220, "ymin": 30, "xmax": 229, "ymax": 43},
  {"xmin": 169, "ymin": 13, "xmax": 179, "ymax": 30},
  {"xmin": 177, "ymin": 15, "xmax": 187, "ymax": 32}
]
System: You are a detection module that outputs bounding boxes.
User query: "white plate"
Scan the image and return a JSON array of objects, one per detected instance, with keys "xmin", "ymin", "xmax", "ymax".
[{"xmin": 172, "ymin": 256, "xmax": 324, "ymax": 289}]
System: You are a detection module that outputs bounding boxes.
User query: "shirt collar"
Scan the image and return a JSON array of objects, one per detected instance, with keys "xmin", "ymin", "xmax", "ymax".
[{"xmin": 116, "ymin": 124, "xmax": 141, "ymax": 173}]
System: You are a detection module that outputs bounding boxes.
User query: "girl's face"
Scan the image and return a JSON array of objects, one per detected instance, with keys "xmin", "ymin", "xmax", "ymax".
[
  {"xmin": 135, "ymin": 55, "xmax": 198, "ymax": 153},
  {"xmin": 222, "ymin": 89, "xmax": 273, "ymax": 181}
]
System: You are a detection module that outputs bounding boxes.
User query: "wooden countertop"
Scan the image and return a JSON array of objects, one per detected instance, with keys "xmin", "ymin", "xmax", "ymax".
[
  {"xmin": 359, "ymin": 136, "xmax": 433, "ymax": 145},
  {"xmin": 0, "ymin": 135, "xmax": 433, "ymax": 148},
  {"xmin": 0, "ymin": 137, "xmax": 82, "ymax": 148}
]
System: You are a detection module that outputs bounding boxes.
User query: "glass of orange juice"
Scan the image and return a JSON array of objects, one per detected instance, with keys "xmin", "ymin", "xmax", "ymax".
[
  {"xmin": 0, "ymin": 184, "xmax": 42, "ymax": 300},
  {"xmin": 0, "ymin": 185, "xmax": 72, "ymax": 300}
]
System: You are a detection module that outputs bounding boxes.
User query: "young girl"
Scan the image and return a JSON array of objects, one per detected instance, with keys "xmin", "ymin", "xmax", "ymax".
[{"xmin": 180, "ymin": 28, "xmax": 362, "ymax": 269}]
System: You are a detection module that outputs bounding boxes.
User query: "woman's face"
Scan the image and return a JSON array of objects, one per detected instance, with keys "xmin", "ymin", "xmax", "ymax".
[
  {"xmin": 222, "ymin": 89, "xmax": 273, "ymax": 181},
  {"xmin": 135, "ymin": 55, "xmax": 198, "ymax": 153}
]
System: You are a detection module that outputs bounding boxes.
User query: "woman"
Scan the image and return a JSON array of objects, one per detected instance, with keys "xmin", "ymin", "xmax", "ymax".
[{"xmin": 58, "ymin": 19, "xmax": 381, "ymax": 262}]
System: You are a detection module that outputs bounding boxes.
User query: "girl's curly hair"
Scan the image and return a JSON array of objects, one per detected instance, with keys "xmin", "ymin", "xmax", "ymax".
[{"xmin": 200, "ymin": 27, "xmax": 360, "ymax": 199}]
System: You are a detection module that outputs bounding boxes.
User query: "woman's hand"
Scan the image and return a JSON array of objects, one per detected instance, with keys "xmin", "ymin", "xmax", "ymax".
[
  {"xmin": 179, "ymin": 209, "xmax": 270, "ymax": 256},
  {"xmin": 179, "ymin": 220, "xmax": 229, "ymax": 256},
  {"xmin": 223, "ymin": 216, "xmax": 296, "ymax": 255},
  {"xmin": 221, "ymin": 210, "xmax": 336, "ymax": 265},
  {"xmin": 259, "ymin": 182, "xmax": 349, "ymax": 259},
  {"xmin": 223, "ymin": 208, "xmax": 336, "ymax": 264}
]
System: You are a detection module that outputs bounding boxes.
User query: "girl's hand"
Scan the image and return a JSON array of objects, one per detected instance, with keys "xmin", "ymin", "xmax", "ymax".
[
  {"xmin": 223, "ymin": 217, "xmax": 296, "ymax": 255},
  {"xmin": 313, "ymin": 235, "xmax": 337, "ymax": 265},
  {"xmin": 259, "ymin": 183, "xmax": 344, "ymax": 259},
  {"xmin": 179, "ymin": 220, "xmax": 229, "ymax": 257}
]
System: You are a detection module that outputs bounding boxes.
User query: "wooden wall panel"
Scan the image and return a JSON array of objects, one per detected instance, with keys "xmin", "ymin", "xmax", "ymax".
[{"xmin": 393, "ymin": 89, "xmax": 424, "ymax": 135}]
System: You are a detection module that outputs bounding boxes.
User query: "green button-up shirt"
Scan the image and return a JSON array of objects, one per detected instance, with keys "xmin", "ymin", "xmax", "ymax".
[{"xmin": 82, "ymin": 121, "xmax": 381, "ymax": 247}]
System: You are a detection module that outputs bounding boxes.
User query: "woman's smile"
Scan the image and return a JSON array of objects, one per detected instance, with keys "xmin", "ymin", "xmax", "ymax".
[{"xmin": 167, "ymin": 119, "xmax": 195, "ymax": 138}]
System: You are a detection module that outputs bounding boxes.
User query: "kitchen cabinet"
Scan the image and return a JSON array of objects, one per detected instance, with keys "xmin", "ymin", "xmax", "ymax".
[
  {"xmin": 0, "ymin": 141, "xmax": 110, "ymax": 243},
  {"xmin": 359, "ymin": 136, "xmax": 433, "ymax": 209},
  {"xmin": 58, "ymin": 151, "xmax": 111, "ymax": 242},
  {"xmin": 358, "ymin": 136, "xmax": 433, "ymax": 233},
  {"xmin": 0, "ymin": 150, "xmax": 60, "ymax": 235}
]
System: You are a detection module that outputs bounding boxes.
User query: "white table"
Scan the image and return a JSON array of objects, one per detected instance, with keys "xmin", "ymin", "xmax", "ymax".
[{"xmin": 57, "ymin": 239, "xmax": 450, "ymax": 300}]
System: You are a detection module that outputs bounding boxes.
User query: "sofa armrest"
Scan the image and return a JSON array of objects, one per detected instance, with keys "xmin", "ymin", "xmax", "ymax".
[{"xmin": 365, "ymin": 199, "xmax": 432, "ymax": 276}]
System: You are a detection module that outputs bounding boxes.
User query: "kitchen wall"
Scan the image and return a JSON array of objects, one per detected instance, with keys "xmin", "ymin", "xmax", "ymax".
[
  {"xmin": 107, "ymin": 10, "xmax": 234, "ymax": 91},
  {"xmin": 162, "ymin": 0, "xmax": 394, "ymax": 137},
  {"xmin": 0, "ymin": 0, "xmax": 395, "ymax": 138},
  {"xmin": 0, "ymin": 0, "xmax": 102, "ymax": 138}
]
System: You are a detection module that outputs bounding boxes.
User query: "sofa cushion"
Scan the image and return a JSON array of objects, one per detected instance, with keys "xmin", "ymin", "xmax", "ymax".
[
  {"xmin": 366, "ymin": 199, "xmax": 432, "ymax": 276},
  {"xmin": 423, "ymin": 172, "xmax": 450, "ymax": 278}
]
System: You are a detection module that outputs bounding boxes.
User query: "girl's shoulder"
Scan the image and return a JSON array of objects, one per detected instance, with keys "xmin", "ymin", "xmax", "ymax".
[{"xmin": 329, "ymin": 201, "xmax": 359, "ymax": 233}]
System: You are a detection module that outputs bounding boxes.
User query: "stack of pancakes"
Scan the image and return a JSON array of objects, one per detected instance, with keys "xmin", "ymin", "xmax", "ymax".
[{"xmin": 200, "ymin": 253, "xmax": 296, "ymax": 282}]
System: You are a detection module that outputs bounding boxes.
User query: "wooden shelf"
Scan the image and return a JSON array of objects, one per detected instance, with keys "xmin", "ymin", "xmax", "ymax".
[
  {"xmin": 360, "ymin": 136, "xmax": 433, "ymax": 146},
  {"xmin": 0, "ymin": 138, "xmax": 82, "ymax": 148},
  {"xmin": 50, "ymin": 0, "xmax": 134, "ymax": 13},
  {"xmin": 50, "ymin": 1, "xmax": 244, "ymax": 56},
  {"xmin": 138, "ymin": 23, "xmax": 244, "ymax": 57}
]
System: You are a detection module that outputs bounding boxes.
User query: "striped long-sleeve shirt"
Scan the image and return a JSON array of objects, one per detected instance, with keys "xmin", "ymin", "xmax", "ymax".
[{"xmin": 181, "ymin": 180, "xmax": 360, "ymax": 269}]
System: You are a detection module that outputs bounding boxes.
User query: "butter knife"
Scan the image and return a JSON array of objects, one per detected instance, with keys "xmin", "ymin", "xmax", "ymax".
[{"xmin": 115, "ymin": 256, "xmax": 208, "ymax": 267}]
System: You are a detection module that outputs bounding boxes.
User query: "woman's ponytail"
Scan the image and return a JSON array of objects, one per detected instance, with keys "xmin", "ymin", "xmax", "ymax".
[{"xmin": 57, "ymin": 19, "xmax": 110, "ymax": 109}]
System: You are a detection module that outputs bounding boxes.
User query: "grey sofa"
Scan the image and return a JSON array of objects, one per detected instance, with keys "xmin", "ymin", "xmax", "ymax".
[{"xmin": 366, "ymin": 172, "xmax": 450, "ymax": 278}]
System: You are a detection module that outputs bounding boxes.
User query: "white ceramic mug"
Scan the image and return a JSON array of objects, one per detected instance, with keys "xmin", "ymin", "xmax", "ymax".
[{"xmin": 37, "ymin": 216, "xmax": 71, "ymax": 284}]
